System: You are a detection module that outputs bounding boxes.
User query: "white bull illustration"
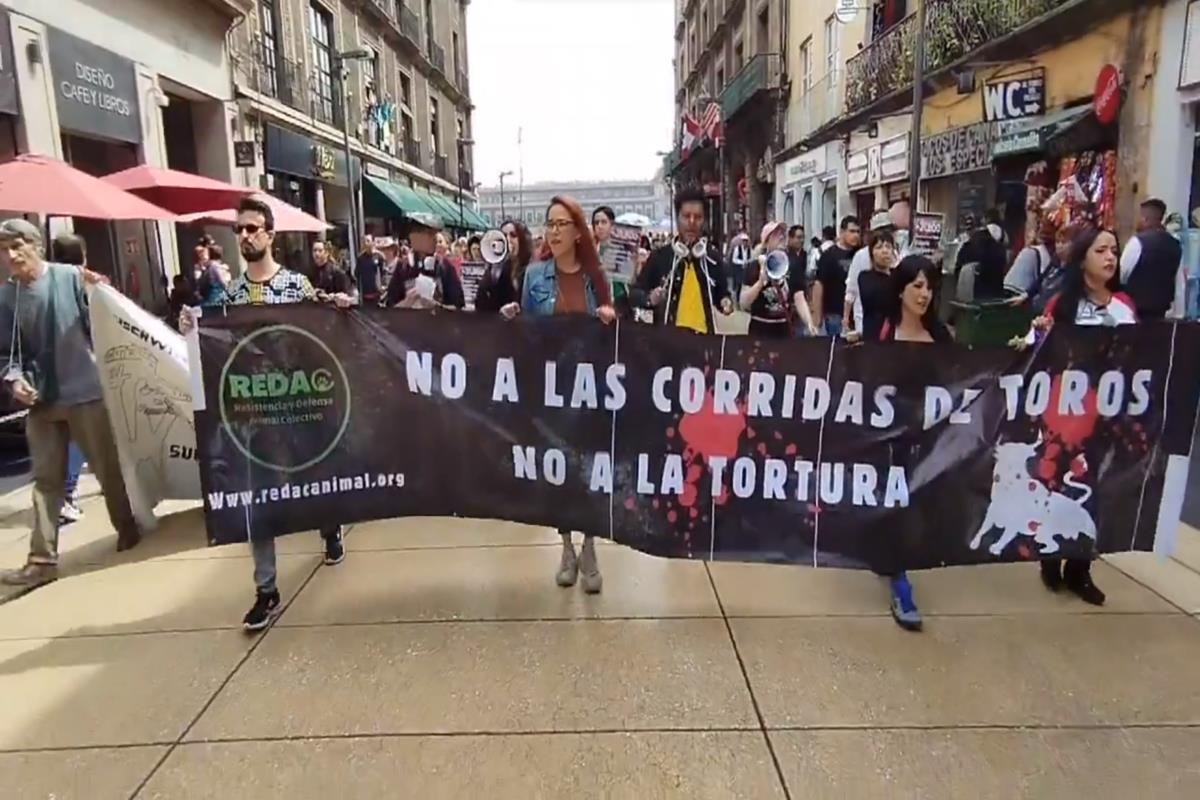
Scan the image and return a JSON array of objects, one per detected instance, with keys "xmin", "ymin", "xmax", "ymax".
[{"xmin": 969, "ymin": 439, "xmax": 1097, "ymax": 556}]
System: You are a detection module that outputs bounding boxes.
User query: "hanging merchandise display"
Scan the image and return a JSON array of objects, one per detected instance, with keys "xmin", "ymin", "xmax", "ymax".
[{"xmin": 1041, "ymin": 150, "xmax": 1118, "ymax": 230}]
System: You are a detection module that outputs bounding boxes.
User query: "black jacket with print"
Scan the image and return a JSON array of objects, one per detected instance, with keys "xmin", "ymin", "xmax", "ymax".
[{"xmin": 632, "ymin": 242, "xmax": 729, "ymax": 334}]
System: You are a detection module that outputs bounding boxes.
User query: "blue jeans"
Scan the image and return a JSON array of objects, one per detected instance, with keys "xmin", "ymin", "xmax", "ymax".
[
  {"xmin": 822, "ymin": 315, "xmax": 843, "ymax": 337},
  {"xmin": 64, "ymin": 443, "xmax": 86, "ymax": 502},
  {"xmin": 252, "ymin": 526, "xmax": 341, "ymax": 593}
]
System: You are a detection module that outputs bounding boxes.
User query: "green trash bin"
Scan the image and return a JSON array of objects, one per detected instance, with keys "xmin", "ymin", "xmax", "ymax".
[{"xmin": 950, "ymin": 299, "xmax": 1033, "ymax": 348}]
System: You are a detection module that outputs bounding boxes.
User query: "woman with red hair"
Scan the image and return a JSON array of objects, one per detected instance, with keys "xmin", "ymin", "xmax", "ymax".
[{"xmin": 504, "ymin": 196, "xmax": 615, "ymax": 592}]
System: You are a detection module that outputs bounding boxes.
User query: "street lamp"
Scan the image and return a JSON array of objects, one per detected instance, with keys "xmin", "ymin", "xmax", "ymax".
[
  {"xmin": 498, "ymin": 170, "xmax": 513, "ymax": 219},
  {"xmin": 456, "ymin": 136, "xmax": 475, "ymax": 233},
  {"xmin": 334, "ymin": 48, "xmax": 373, "ymax": 257}
]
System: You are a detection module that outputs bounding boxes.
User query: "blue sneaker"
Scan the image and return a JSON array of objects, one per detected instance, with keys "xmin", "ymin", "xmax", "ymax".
[{"xmin": 889, "ymin": 573, "xmax": 923, "ymax": 632}]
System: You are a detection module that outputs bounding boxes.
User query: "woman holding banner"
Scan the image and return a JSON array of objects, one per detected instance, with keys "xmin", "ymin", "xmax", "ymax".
[
  {"xmin": 873, "ymin": 255, "xmax": 952, "ymax": 632},
  {"xmin": 1017, "ymin": 227, "xmax": 1127, "ymax": 607},
  {"xmin": 474, "ymin": 219, "xmax": 532, "ymax": 314},
  {"xmin": 504, "ymin": 196, "xmax": 615, "ymax": 593}
]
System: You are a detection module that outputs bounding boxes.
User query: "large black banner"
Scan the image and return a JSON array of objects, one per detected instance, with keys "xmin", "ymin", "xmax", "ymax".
[{"xmin": 194, "ymin": 308, "xmax": 1200, "ymax": 572}]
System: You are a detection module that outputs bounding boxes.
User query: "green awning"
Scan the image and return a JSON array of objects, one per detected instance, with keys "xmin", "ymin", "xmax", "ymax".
[
  {"xmin": 424, "ymin": 192, "xmax": 473, "ymax": 229},
  {"xmin": 363, "ymin": 175, "xmax": 438, "ymax": 220}
]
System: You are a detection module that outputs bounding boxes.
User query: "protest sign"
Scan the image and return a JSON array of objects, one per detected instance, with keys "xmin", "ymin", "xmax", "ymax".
[
  {"xmin": 90, "ymin": 285, "xmax": 201, "ymax": 528},
  {"xmin": 194, "ymin": 308, "xmax": 1200, "ymax": 571},
  {"xmin": 600, "ymin": 223, "xmax": 641, "ymax": 282},
  {"xmin": 459, "ymin": 261, "xmax": 487, "ymax": 309}
]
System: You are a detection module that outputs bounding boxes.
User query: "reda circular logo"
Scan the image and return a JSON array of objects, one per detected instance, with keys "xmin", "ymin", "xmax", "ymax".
[{"xmin": 218, "ymin": 324, "xmax": 351, "ymax": 472}]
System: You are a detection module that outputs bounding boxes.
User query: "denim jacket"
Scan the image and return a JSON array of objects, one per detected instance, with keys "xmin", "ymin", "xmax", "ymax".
[{"xmin": 520, "ymin": 259, "xmax": 600, "ymax": 317}]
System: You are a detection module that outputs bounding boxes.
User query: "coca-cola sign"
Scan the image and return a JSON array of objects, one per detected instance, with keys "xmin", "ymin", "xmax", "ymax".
[{"xmin": 1094, "ymin": 65, "xmax": 1122, "ymax": 125}]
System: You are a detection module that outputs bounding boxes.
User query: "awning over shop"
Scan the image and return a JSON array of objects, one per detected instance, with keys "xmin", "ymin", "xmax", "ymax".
[
  {"xmin": 362, "ymin": 175, "xmax": 438, "ymax": 220},
  {"xmin": 992, "ymin": 105, "xmax": 1092, "ymax": 160},
  {"xmin": 424, "ymin": 191, "xmax": 481, "ymax": 230}
]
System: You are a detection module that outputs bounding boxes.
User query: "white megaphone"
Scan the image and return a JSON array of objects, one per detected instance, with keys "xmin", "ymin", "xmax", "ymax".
[
  {"xmin": 765, "ymin": 250, "xmax": 790, "ymax": 282},
  {"xmin": 480, "ymin": 229, "xmax": 509, "ymax": 265}
]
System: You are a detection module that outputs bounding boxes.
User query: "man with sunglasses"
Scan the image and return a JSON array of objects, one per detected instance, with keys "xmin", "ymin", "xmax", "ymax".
[{"xmin": 182, "ymin": 197, "xmax": 353, "ymax": 632}]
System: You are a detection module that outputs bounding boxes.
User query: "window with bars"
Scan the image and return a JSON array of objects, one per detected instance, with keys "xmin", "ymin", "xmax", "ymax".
[
  {"xmin": 259, "ymin": 0, "xmax": 281, "ymax": 97},
  {"xmin": 430, "ymin": 97, "xmax": 441, "ymax": 155},
  {"xmin": 309, "ymin": 2, "xmax": 336, "ymax": 124}
]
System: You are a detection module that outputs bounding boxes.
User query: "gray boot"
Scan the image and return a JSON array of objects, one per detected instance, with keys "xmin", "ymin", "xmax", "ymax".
[
  {"xmin": 579, "ymin": 537, "xmax": 602, "ymax": 594},
  {"xmin": 556, "ymin": 538, "xmax": 578, "ymax": 587}
]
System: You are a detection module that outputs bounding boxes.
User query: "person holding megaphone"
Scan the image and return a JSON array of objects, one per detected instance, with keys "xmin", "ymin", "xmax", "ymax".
[{"xmin": 740, "ymin": 221, "xmax": 818, "ymax": 338}]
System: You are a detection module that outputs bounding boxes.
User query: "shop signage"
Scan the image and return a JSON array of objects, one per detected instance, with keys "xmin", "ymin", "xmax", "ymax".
[
  {"xmin": 910, "ymin": 211, "xmax": 944, "ymax": 256},
  {"xmin": 921, "ymin": 122, "xmax": 996, "ymax": 180},
  {"xmin": 982, "ymin": 69, "xmax": 1045, "ymax": 123},
  {"xmin": 311, "ymin": 145, "xmax": 337, "ymax": 179},
  {"xmin": 703, "ymin": 181, "xmax": 721, "ymax": 198},
  {"xmin": 264, "ymin": 125, "xmax": 357, "ymax": 186},
  {"xmin": 1094, "ymin": 65, "xmax": 1121, "ymax": 125},
  {"xmin": 234, "ymin": 141, "xmax": 257, "ymax": 168},
  {"xmin": 0, "ymin": 11, "xmax": 17, "ymax": 117},
  {"xmin": 47, "ymin": 28, "xmax": 140, "ymax": 144},
  {"xmin": 780, "ymin": 146, "xmax": 828, "ymax": 186},
  {"xmin": 847, "ymin": 133, "xmax": 908, "ymax": 191}
]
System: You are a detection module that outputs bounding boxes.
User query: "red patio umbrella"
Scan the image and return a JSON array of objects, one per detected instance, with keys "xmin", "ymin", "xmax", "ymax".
[
  {"xmin": 179, "ymin": 193, "xmax": 331, "ymax": 234},
  {"xmin": 0, "ymin": 155, "xmax": 177, "ymax": 220},
  {"xmin": 103, "ymin": 164, "xmax": 253, "ymax": 215}
]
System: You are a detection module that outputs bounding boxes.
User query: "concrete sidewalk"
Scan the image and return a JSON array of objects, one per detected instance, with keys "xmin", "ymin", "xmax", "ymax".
[{"xmin": 0, "ymin": 496, "xmax": 1199, "ymax": 799}]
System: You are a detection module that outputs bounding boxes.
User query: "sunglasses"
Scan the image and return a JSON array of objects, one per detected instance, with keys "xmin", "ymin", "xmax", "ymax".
[{"xmin": 234, "ymin": 224, "xmax": 270, "ymax": 235}]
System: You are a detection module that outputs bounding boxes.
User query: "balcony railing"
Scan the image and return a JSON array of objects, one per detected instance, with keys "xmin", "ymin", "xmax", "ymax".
[
  {"xmin": 362, "ymin": 0, "xmax": 395, "ymax": 22},
  {"xmin": 434, "ymin": 153, "xmax": 450, "ymax": 181},
  {"xmin": 430, "ymin": 43, "xmax": 447, "ymax": 75},
  {"xmin": 787, "ymin": 72, "xmax": 842, "ymax": 146},
  {"xmin": 399, "ymin": 4, "xmax": 422, "ymax": 51},
  {"xmin": 720, "ymin": 52, "xmax": 780, "ymax": 121},
  {"xmin": 403, "ymin": 133, "xmax": 424, "ymax": 170},
  {"xmin": 845, "ymin": 0, "xmax": 1068, "ymax": 115},
  {"xmin": 235, "ymin": 39, "xmax": 343, "ymax": 127}
]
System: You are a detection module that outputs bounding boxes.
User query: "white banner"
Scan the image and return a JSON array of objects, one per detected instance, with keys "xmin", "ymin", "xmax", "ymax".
[{"xmin": 89, "ymin": 286, "xmax": 200, "ymax": 529}]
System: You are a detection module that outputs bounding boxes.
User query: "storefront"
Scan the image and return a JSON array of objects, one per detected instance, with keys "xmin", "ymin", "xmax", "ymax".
[
  {"xmin": 919, "ymin": 120, "xmax": 997, "ymax": 241},
  {"xmin": 46, "ymin": 28, "xmax": 166, "ymax": 310},
  {"xmin": 846, "ymin": 130, "xmax": 909, "ymax": 222},
  {"xmin": 6, "ymin": 0, "xmax": 243, "ymax": 305},
  {"xmin": 263, "ymin": 123, "xmax": 360, "ymax": 262},
  {"xmin": 776, "ymin": 141, "xmax": 841, "ymax": 237}
]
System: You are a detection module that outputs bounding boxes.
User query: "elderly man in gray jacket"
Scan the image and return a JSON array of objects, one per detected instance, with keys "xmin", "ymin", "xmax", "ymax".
[{"xmin": 0, "ymin": 218, "xmax": 140, "ymax": 589}]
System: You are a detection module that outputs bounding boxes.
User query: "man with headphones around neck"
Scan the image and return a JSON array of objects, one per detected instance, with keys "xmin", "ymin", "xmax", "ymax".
[{"xmin": 634, "ymin": 186, "xmax": 733, "ymax": 334}]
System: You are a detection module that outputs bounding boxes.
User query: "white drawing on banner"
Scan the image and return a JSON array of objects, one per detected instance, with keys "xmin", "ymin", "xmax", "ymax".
[
  {"xmin": 969, "ymin": 437, "xmax": 1097, "ymax": 556},
  {"xmin": 104, "ymin": 346, "xmax": 194, "ymax": 497}
]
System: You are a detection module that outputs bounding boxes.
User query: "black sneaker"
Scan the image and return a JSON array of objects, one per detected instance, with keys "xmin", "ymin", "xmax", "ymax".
[
  {"xmin": 323, "ymin": 527, "xmax": 345, "ymax": 566},
  {"xmin": 243, "ymin": 590, "xmax": 281, "ymax": 632},
  {"xmin": 1039, "ymin": 560, "xmax": 1064, "ymax": 593}
]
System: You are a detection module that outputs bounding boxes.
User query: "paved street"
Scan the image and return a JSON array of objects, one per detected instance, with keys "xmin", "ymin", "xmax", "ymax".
[{"xmin": 1, "ymin": 478, "xmax": 1199, "ymax": 799}]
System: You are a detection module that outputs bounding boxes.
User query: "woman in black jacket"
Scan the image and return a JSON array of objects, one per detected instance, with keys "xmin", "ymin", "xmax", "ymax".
[{"xmin": 474, "ymin": 219, "xmax": 533, "ymax": 313}]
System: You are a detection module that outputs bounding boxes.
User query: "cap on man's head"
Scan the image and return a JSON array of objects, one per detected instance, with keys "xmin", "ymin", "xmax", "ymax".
[
  {"xmin": 869, "ymin": 211, "xmax": 894, "ymax": 232},
  {"xmin": 407, "ymin": 212, "xmax": 443, "ymax": 232},
  {"xmin": 0, "ymin": 218, "xmax": 43, "ymax": 248}
]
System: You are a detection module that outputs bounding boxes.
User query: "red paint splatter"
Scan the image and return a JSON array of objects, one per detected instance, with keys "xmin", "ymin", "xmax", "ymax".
[
  {"xmin": 747, "ymin": 428, "xmax": 757, "ymax": 440},
  {"xmin": 774, "ymin": 431, "xmax": 783, "ymax": 441},
  {"xmin": 681, "ymin": 482, "xmax": 698, "ymax": 508},
  {"xmin": 1045, "ymin": 376, "xmax": 1099, "ymax": 448},
  {"xmin": 1069, "ymin": 454, "xmax": 1088, "ymax": 478},
  {"xmin": 689, "ymin": 507, "xmax": 698, "ymax": 519},
  {"xmin": 624, "ymin": 498, "xmax": 636, "ymax": 510},
  {"xmin": 678, "ymin": 391, "xmax": 747, "ymax": 460},
  {"xmin": 757, "ymin": 443, "xmax": 768, "ymax": 456},
  {"xmin": 1017, "ymin": 543, "xmax": 1032, "ymax": 560},
  {"xmin": 667, "ymin": 510, "xmax": 678, "ymax": 524},
  {"xmin": 785, "ymin": 444, "xmax": 797, "ymax": 456},
  {"xmin": 652, "ymin": 499, "xmax": 660, "ymax": 509},
  {"xmin": 1028, "ymin": 520, "xmax": 1042, "ymax": 532},
  {"xmin": 666, "ymin": 427, "xmax": 675, "ymax": 439}
]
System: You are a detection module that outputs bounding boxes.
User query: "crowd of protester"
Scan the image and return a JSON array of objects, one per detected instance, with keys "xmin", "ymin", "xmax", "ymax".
[{"xmin": 0, "ymin": 183, "xmax": 1186, "ymax": 635}]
